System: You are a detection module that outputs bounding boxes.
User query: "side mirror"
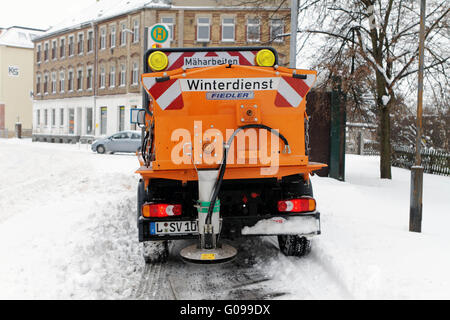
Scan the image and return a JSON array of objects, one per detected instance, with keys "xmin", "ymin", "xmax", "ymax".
[{"xmin": 130, "ymin": 108, "xmax": 146, "ymax": 128}]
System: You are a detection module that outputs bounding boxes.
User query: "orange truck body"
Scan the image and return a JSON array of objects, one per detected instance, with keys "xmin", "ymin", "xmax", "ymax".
[{"xmin": 138, "ymin": 56, "xmax": 325, "ymax": 185}]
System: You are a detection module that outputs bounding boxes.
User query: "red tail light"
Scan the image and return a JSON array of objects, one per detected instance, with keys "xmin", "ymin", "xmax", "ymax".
[
  {"xmin": 142, "ymin": 204, "xmax": 182, "ymax": 218},
  {"xmin": 278, "ymin": 198, "xmax": 316, "ymax": 213}
]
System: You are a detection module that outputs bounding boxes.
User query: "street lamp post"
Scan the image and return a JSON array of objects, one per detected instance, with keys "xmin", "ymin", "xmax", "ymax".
[
  {"xmin": 410, "ymin": 0, "xmax": 426, "ymax": 233},
  {"xmin": 290, "ymin": 0, "xmax": 298, "ymax": 68}
]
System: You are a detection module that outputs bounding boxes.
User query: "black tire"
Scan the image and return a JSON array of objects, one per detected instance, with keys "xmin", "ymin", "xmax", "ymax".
[
  {"xmin": 96, "ymin": 145, "xmax": 106, "ymax": 154},
  {"xmin": 278, "ymin": 235, "xmax": 311, "ymax": 257},
  {"xmin": 142, "ymin": 241, "xmax": 169, "ymax": 264},
  {"xmin": 137, "ymin": 179, "xmax": 169, "ymax": 263},
  {"xmin": 278, "ymin": 175, "xmax": 314, "ymax": 257}
]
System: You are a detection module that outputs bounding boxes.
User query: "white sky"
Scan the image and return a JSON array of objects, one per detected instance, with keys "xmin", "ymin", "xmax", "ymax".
[{"xmin": 0, "ymin": 0, "xmax": 96, "ymax": 30}]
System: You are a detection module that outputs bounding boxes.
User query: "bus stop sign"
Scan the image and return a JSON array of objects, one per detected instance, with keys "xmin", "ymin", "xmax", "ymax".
[{"xmin": 148, "ymin": 24, "xmax": 170, "ymax": 48}]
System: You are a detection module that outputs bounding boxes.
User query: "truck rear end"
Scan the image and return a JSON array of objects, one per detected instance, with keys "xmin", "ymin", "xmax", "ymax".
[{"xmin": 137, "ymin": 47, "xmax": 325, "ymax": 263}]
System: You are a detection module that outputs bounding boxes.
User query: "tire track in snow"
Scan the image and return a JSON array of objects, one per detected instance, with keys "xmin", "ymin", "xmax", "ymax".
[{"xmin": 134, "ymin": 238, "xmax": 287, "ymax": 300}]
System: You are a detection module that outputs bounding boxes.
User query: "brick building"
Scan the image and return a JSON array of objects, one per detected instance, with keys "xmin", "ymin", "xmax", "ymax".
[{"xmin": 32, "ymin": 0, "xmax": 291, "ymax": 143}]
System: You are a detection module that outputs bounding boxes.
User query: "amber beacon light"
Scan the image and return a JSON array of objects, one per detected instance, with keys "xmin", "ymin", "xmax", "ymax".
[
  {"xmin": 255, "ymin": 49, "xmax": 276, "ymax": 67},
  {"xmin": 148, "ymin": 51, "xmax": 169, "ymax": 71}
]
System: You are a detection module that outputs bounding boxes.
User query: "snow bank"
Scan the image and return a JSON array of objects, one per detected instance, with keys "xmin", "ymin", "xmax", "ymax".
[
  {"xmin": 0, "ymin": 139, "xmax": 144, "ymax": 299},
  {"xmin": 257, "ymin": 155, "xmax": 450, "ymax": 299}
]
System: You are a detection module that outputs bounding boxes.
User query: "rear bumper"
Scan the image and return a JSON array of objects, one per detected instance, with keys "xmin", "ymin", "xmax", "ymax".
[{"xmin": 138, "ymin": 211, "xmax": 320, "ymax": 242}]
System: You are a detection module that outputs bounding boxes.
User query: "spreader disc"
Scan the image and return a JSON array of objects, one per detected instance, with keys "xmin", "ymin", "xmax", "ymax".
[{"xmin": 180, "ymin": 243, "xmax": 238, "ymax": 264}]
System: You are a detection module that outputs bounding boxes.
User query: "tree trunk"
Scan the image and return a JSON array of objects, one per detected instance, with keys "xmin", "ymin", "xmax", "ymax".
[
  {"xmin": 374, "ymin": 64, "xmax": 392, "ymax": 179},
  {"xmin": 379, "ymin": 102, "xmax": 392, "ymax": 179}
]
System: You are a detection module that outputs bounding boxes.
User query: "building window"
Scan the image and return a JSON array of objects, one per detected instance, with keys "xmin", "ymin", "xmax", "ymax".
[
  {"xmin": 51, "ymin": 72, "xmax": 57, "ymax": 94},
  {"xmin": 132, "ymin": 62, "xmax": 139, "ymax": 85},
  {"xmin": 37, "ymin": 44, "xmax": 41, "ymax": 63},
  {"xmin": 44, "ymin": 42, "xmax": 49, "ymax": 61},
  {"xmin": 60, "ymin": 38, "xmax": 66, "ymax": 58},
  {"xmin": 77, "ymin": 69, "xmax": 83, "ymax": 91},
  {"xmin": 161, "ymin": 17, "xmax": 174, "ymax": 41},
  {"xmin": 44, "ymin": 74, "xmax": 49, "ymax": 94},
  {"xmin": 110, "ymin": 25, "xmax": 116, "ymax": 48},
  {"xmin": 52, "ymin": 109, "xmax": 56, "ymax": 126},
  {"xmin": 86, "ymin": 108, "xmax": 93, "ymax": 135},
  {"xmin": 36, "ymin": 75, "xmax": 41, "ymax": 95},
  {"xmin": 86, "ymin": 67, "xmax": 93, "ymax": 90},
  {"xmin": 68, "ymin": 35, "xmax": 74, "ymax": 56},
  {"xmin": 60, "ymin": 108, "xmax": 64, "ymax": 126},
  {"xmin": 37, "ymin": 110, "xmax": 40, "ymax": 126},
  {"xmin": 221, "ymin": 18, "xmax": 235, "ymax": 42},
  {"xmin": 118, "ymin": 106, "xmax": 125, "ymax": 132},
  {"xmin": 78, "ymin": 33, "xmax": 84, "ymax": 55},
  {"xmin": 51, "ymin": 40, "xmax": 57, "ymax": 60},
  {"xmin": 119, "ymin": 64, "xmax": 126, "ymax": 87},
  {"xmin": 120, "ymin": 22, "xmax": 127, "ymax": 46},
  {"xmin": 133, "ymin": 19, "xmax": 139, "ymax": 43},
  {"xmin": 99, "ymin": 67, "xmax": 106, "ymax": 89},
  {"xmin": 270, "ymin": 19, "xmax": 284, "ymax": 43},
  {"xmin": 44, "ymin": 109, "xmax": 48, "ymax": 126},
  {"xmin": 100, "ymin": 27, "xmax": 106, "ymax": 49},
  {"xmin": 247, "ymin": 18, "xmax": 260, "ymax": 42},
  {"xmin": 100, "ymin": 107, "xmax": 107, "ymax": 135},
  {"xmin": 197, "ymin": 17, "xmax": 210, "ymax": 42},
  {"xmin": 87, "ymin": 31, "xmax": 93, "ymax": 52},
  {"xmin": 109, "ymin": 66, "xmax": 116, "ymax": 88},
  {"xmin": 68, "ymin": 70, "xmax": 74, "ymax": 91},
  {"xmin": 59, "ymin": 71, "xmax": 65, "ymax": 93}
]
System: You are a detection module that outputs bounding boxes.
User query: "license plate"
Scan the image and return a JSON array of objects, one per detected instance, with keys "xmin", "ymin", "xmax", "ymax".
[{"xmin": 150, "ymin": 221, "xmax": 198, "ymax": 235}]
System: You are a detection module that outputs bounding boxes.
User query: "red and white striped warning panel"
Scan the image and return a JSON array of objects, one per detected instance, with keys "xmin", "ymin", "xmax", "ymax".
[
  {"xmin": 165, "ymin": 51, "xmax": 258, "ymax": 71},
  {"xmin": 142, "ymin": 77, "xmax": 184, "ymax": 110},
  {"xmin": 275, "ymin": 74, "xmax": 315, "ymax": 108},
  {"xmin": 142, "ymin": 73, "xmax": 316, "ymax": 110}
]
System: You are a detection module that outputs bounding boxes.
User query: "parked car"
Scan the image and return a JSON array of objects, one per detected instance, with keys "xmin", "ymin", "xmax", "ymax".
[{"xmin": 91, "ymin": 131, "xmax": 141, "ymax": 154}]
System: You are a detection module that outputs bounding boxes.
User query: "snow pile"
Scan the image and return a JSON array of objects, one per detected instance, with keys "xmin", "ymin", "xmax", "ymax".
[
  {"xmin": 0, "ymin": 139, "xmax": 144, "ymax": 299},
  {"xmin": 257, "ymin": 155, "xmax": 450, "ymax": 299}
]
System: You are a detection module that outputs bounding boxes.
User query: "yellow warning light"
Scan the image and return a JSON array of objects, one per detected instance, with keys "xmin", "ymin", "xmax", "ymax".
[
  {"xmin": 148, "ymin": 51, "xmax": 169, "ymax": 71},
  {"xmin": 256, "ymin": 49, "xmax": 276, "ymax": 67}
]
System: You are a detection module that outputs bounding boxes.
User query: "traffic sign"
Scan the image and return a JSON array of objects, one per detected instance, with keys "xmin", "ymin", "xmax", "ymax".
[{"xmin": 147, "ymin": 24, "xmax": 170, "ymax": 49}]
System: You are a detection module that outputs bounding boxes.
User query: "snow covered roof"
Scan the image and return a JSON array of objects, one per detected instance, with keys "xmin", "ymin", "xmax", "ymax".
[
  {"xmin": 38, "ymin": 0, "xmax": 170, "ymax": 40},
  {"xmin": 0, "ymin": 26, "xmax": 45, "ymax": 49}
]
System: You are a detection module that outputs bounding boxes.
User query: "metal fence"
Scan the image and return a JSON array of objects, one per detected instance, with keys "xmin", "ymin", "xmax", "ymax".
[
  {"xmin": 359, "ymin": 141, "xmax": 450, "ymax": 176},
  {"xmin": 392, "ymin": 145, "xmax": 450, "ymax": 176}
]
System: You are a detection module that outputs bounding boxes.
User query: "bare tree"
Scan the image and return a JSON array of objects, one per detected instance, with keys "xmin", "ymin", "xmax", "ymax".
[{"xmin": 297, "ymin": 0, "xmax": 449, "ymax": 178}]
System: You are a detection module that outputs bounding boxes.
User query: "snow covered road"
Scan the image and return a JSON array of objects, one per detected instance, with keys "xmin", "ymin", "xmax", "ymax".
[{"xmin": 0, "ymin": 139, "xmax": 449, "ymax": 299}]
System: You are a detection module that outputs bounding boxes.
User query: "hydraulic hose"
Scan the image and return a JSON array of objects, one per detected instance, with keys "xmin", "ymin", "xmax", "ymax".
[{"xmin": 205, "ymin": 124, "xmax": 290, "ymax": 225}]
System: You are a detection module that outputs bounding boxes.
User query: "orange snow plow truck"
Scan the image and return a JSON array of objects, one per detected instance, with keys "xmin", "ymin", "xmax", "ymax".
[{"xmin": 136, "ymin": 47, "xmax": 325, "ymax": 264}]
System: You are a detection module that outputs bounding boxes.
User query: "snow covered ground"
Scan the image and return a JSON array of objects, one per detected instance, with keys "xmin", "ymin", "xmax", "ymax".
[{"xmin": 0, "ymin": 139, "xmax": 449, "ymax": 299}]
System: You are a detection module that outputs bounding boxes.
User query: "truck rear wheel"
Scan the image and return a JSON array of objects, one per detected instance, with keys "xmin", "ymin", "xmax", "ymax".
[
  {"xmin": 277, "ymin": 175, "xmax": 313, "ymax": 257},
  {"xmin": 142, "ymin": 241, "xmax": 169, "ymax": 264},
  {"xmin": 137, "ymin": 179, "xmax": 170, "ymax": 263},
  {"xmin": 278, "ymin": 235, "xmax": 311, "ymax": 257}
]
